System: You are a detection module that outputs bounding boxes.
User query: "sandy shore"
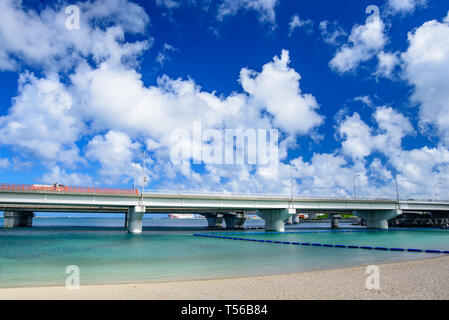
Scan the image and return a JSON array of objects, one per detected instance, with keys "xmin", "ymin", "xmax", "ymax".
[{"xmin": 1, "ymin": 256, "xmax": 448, "ymax": 300}]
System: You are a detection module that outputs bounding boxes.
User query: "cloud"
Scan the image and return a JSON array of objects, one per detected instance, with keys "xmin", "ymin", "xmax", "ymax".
[
  {"xmin": 66, "ymin": 49, "xmax": 323, "ymax": 188},
  {"xmin": 0, "ymin": 0, "xmax": 152, "ymax": 176},
  {"xmin": 0, "ymin": 72, "xmax": 83, "ymax": 166},
  {"xmin": 217, "ymin": 0, "xmax": 279, "ymax": 25},
  {"xmin": 239, "ymin": 50, "xmax": 324, "ymax": 136},
  {"xmin": 0, "ymin": 0, "xmax": 323, "ymax": 190},
  {"xmin": 82, "ymin": 0, "xmax": 150, "ymax": 34},
  {"xmin": 338, "ymin": 113, "xmax": 376, "ymax": 159},
  {"xmin": 354, "ymin": 95, "xmax": 374, "ymax": 107},
  {"xmin": 69, "ymin": 48, "xmax": 322, "ymax": 146},
  {"xmin": 41, "ymin": 166, "xmax": 93, "ymax": 186},
  {"xmin": 338, "ymin": 106, "xmax": 414, "ymax": 160},
  {"xmin": 331, "ymin": 105, "xmax": 449, "ymax": 199},
  {"xmin": 155, "ymin": 0, "xmax": 278, "ymax": 26},
  {"xmin": 85, "ymin": 130, "xmax": 141, "ymax": 184},
  {"xmin": 0, "ymin": 158, "xmax": 10, "ymax": 170},
  {"xmin": 376, "ymin": 51, "xmax": 400, "ymax": 78},
  {"xmin": 292, "ymin": 153, "xmax": 358, "ymax": 197},
  {"xmin": 388, "ymin": 145, "xmax": 449, "ymax": 198},
  {"xmin": 156, "ymin": 43, "xmax": 179, "ymax": 66},
  {"xmin": 156, "ymin": 0, "xmax": 212, "ymax": 10},
  {"xmin": 386, "ymin": 0, "xmax": 428, "ymax": 15},
  {"xmin": 319, "ymin": 20, "xmax": 347, "ymax": 46},
  {"xmin": 402, "ymin": 12, "xmax": 449, "ymax": 143},
  {"xmin": 329, "ymin": 16, "xmax": 387, "ymax": 73},
  {"xmin": 0, "ymin": 0, "xmax": 150, "ymax": 72},
  {"xmin": 289, "ymin": 104, "xmax": 449, "ymax": 199},
  {"xmin": 2, "ymin": 0, "xmax": 447, "ymax": 201},
  {"xmin": 369, "ymin": 158, "xmax": 393, "ymax": 181},
  {"xmin": 288, "ymin": 15, "xmax": 313, "ymax": 37},
  {"xmin": 342, "ymin": 106, "xmax": 412, "ymax": 155},
  {"xmin": 156, "ymin": 0, "xmax": 182, "ymax": 9},
  {"xmin": 290, "ymin": 140, "xmax": 449, "ymax": 200}
]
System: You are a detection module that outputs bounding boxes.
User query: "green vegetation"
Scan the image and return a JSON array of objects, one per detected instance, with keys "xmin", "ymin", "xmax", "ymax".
[{"xmin": 313, "ymin": 214, "xmax": 356, "ymax": 219}]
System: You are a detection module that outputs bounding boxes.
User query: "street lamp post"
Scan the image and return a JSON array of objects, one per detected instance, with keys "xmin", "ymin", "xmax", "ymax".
[
  {"xmin": 395, "ymin": 175, "xmax": 400, "ymax": 203},
  {"xmin": 141, "ymin": 151, "xmax": 146, "ymax": 196},
  {"xmin": 290, "ymin": 160, "xmax": 293, "ymax": 202},
  {"xmin": 132, "ymin": 164, "xmax": 136, "ymax": 190},
  {"xmin": 354, "ymin": 174, "xmax": 360, "ymax": 200},
  {"xmin": 434, "ymin": 182, "xmax": 442, "ymax": 201}
]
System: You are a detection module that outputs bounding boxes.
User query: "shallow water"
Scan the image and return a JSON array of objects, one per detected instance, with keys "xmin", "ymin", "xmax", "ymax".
[
  {"xmin": 0, "ymin": 218, "xmax": 446, "ymax": 288},
  {"xmin": 215, "ymin": 229, "xmax": 449, "ymax": 251}
]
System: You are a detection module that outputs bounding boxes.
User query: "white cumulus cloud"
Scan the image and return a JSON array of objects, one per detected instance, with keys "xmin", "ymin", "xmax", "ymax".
[
  {"xmin": 386, "ymin": 0, "xmax": 428, "ymax": 15},
  {"xmin": 0, "ymin": 73, "xmax": 83, "ymax": 166},
  {"xmin": 240, "ymin": 50, "xmax": 323, "ymax": 136},
  {"xmin": 86, "ymin": 130, "xmax": 141, "ymax": 184},
  {"xmin": 42, "ymin": 166, "xmax": 93, "ymax": 186},
  {"xmin": 402, "ymin": 12, "xmax": 449, "ymax": 143},
  {"xmin": 329, "ymin": 16, "xmax": 387, "ymax": 73},
  {"xmin": 376, "ymin": 51, "xmax": 400, "ymax": 78},
  {"xmin": 0, "ymin": 0, "xmax": 150, "ymax": 72}
]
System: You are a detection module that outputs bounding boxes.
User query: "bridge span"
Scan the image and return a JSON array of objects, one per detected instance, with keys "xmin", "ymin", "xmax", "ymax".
[{"xmin": 1, "ymin": 184, "xmax": 449, "ymax": 233}]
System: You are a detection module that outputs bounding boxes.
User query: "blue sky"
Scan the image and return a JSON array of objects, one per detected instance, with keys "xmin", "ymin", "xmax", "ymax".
[{"xmin": 1, "ymin": 0, "xmax": 449, "ymax": 200}]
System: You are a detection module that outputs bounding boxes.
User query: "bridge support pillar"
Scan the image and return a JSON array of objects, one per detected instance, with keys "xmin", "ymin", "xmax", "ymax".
[
  {"xmin": 354, "ymin": 210, "xmax": 402, "ymax": 229},
  {"xmin": 3, "ymin": 211, "xmax": 35, "ymax": 228},
  {"xmin": 330, "ymin": 214, "xmax": 340, "ymax": 229},
  {"xmin": 257, "ymin": 209, "xmax": 295, "ymax": 232},
  {"xmin": 224, "ymin": 212, "xmax": 246, "ymax": 230},
  {"xmin": 293, "ymin": 214, "xmax": 300, "ymax": 224},
  {"xmin": 124, "ymin": 211, "xmax": 129, "ymax": 229},
  {"xmin": 285, "ymin": 216, "xmax": 293, "ymax": 225},
  {"xmin": 127, "ymin": 206, "xmax": 145, "ymax": 234},
  {"xmin": 203, "ymin": 213, "xmax": 224, "ymax": 229}
]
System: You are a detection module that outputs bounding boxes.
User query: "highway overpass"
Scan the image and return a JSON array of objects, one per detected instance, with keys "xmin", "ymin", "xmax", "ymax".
[{"xmin": 1, "ymin": 184, "xmax": 449, "ymax": 233}]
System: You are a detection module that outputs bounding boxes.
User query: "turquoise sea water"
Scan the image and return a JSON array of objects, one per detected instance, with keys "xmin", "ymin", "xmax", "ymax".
[
  {"xmin": 0, "ymin": 217, "xmax": 448, "ymax": 288},
  {"xmin": 215, "ymin": 229, "xmax": 449, "ymax": 251}
]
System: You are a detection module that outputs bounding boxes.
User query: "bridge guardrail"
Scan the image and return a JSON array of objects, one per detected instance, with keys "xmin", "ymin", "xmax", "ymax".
[
  {"xmin": 1, "ymin": 183, "xmax": 447, "ymax": 202},
  {"xmin": 140, "ymin": 189, "xmax": 449, "ymax": 202},
  {"xmin": 139, "ymin": 189, "xmax": 399, "ymax": 201},
  {"xmin": 0, "ymin": 183, "xmax": 139, "ymax": 195}
]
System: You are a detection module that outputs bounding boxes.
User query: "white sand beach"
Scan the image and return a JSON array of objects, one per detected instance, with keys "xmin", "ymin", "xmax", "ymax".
[{"xmin": 0, "ymin": 255, "xmax": 448, "ymax": 300}]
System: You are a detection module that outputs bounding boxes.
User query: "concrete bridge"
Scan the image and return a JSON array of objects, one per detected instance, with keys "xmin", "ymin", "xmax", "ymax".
[{"xmin": 1, "ymin": 185, "xmax": 449, "ymax": 233}]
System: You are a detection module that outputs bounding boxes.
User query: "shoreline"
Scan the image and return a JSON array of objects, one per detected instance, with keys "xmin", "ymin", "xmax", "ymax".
[{"xmin": 1, "ymin": 255, "xmax": 448, "ymax": 300}]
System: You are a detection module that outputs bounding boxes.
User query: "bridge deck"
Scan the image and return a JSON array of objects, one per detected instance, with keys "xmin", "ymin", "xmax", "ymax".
[{"xmin": 0, "ymin": 187, "xmax": 448, "ymax": 213}]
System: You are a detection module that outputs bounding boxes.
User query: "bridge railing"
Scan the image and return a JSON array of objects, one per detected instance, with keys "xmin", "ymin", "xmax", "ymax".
[
  {"xmin": 139, "ymin": 188, "xmax": 399, "ymax": 201},
  {"xmin": 139, "ymin": 189, "xmax": 449, "ymax": 202},
  {"xmin": 0, "ymin": 183, "xmax": 139, "ymax": 195},
  {"xmin": 1, "ymin": 184, "xmax": 446, "ymax": 202}
]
